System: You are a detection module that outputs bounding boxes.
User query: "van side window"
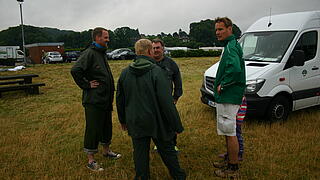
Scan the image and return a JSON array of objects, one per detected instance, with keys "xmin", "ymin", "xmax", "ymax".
[{"xmin": 293, "ymin": 31, "xmax": 318, "ymax": 62}]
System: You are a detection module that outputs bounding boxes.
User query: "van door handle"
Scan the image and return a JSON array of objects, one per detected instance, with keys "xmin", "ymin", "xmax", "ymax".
[{"xmin": 312, "ymin": 67, "xmax": 319, "ymax": 70}]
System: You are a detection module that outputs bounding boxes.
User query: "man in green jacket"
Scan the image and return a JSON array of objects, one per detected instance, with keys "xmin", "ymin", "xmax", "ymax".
[
  {"xmin": 71, "ymin": 27, "xmax": 121, "ymax": 172},
  {"xmin": 116, "ymin": 39, "xmax": 186, "ymax": 180},
  {"xmin": 212, "ymin": 17, "xmax": 246, "ymax": 178}
]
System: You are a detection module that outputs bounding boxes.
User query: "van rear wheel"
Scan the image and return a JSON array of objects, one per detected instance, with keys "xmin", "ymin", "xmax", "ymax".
[{"xmin": 267, "ymin": 95, "xmax": 290, "ymax": 122}]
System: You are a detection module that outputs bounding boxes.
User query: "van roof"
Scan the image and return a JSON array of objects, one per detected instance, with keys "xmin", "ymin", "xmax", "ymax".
[{"xmin": 246, "ymin": 11, "xmax": 320, "ymax": 32}]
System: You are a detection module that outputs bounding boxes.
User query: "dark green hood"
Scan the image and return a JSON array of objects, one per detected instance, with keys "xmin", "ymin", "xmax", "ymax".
[{"xmin": 129, "ymin": 55, "xmax": 156, "ymax": 76}]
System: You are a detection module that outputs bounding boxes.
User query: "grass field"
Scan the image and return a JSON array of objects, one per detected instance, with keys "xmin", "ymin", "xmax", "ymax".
[{"xmin": 0, "ymin": 57, "xmax": 319, "ymax": 180}]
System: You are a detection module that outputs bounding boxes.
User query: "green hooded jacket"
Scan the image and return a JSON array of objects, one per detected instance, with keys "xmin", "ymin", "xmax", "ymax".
[
  {"xmin": 71, "ymin": 44, "xmax": 115, "ymax": 110},
  {"xmin": 214, "ymin": 35, "xmax": 246, "ymax": 105},
  {"xmin": 116, "ymin": 55, "xmax": 184, "ymax": 140}
]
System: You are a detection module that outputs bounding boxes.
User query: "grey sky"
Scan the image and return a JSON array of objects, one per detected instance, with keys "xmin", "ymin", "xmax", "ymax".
[{"xmin": 1, "ymin": 0, "xmax": 319, "ymax": 35}]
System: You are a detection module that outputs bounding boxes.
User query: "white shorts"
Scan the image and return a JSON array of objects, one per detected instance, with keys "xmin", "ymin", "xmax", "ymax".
[{"xmin": 216, "ymin": 103, "xmax": 240, "ymax": 136}]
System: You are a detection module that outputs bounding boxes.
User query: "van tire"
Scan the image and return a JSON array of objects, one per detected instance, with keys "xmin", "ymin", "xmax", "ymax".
[{"xmin": 267, "ymin": 95, "xmax": 290, "ymax": 122}]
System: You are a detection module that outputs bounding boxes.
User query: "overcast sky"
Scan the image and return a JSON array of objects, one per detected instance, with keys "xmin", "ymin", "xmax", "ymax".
[{"xmin": 0, "ymin": 0, "xmax": 319, "ymax": 35}]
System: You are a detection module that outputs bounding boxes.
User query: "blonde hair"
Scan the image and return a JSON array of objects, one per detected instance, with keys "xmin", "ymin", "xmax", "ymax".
[{"xmin": 135, "ymin": 39, "xmax": 152, "ymax": 55}]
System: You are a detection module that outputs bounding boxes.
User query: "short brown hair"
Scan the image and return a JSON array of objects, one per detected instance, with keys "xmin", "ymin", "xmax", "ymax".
[
  {"xmin": 135, "ymin": 39, "xmax": 152, "ymax": 55},
  {"xmin": 92, "ymin": 27, "xmax": 108, "ymax": 41},
  {"xmin": 214, "ymin": 17, "xmax": 233, "ymax": 28},
  {"xmin": 152, "ymin": 38, "xmax": 165, "ymax": 47}
]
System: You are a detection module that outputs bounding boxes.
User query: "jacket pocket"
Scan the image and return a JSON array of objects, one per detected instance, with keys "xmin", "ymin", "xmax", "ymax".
[{"xmin": 85, "ymin": 84, "xmax": 107, "ymax": 104}]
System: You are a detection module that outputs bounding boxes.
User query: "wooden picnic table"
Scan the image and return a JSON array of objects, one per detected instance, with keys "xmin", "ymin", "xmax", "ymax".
[
  {"xmin": 0, "ymin": 74, "xmax": 45, "ymax": 97},
  {"xmin": 0, "ymin": 74, "xmax": 39, "ymax": 84}
]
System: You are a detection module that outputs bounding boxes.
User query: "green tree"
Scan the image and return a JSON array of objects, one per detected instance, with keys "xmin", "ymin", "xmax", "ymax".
[
  {"xmin": 189, "ymin": 19, "xmax": 241, "ymax": 47},
  {"xmin": 112, "ymin": 27, "xmax": 141, "ymax": 49}
]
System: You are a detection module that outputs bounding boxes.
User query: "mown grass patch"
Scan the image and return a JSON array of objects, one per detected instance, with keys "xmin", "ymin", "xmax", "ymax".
[{"xmin": 0, "ymin": 57, "xmax": 319, "ymax": 179}]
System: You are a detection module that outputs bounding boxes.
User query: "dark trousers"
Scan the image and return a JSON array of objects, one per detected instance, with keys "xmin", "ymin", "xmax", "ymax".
[
  {"xmin": 173, "ymin": 134, "xmax": 177, "ymax": 146},
  {"xmin": 236, "ymin": 124, "xmax": 244, "ymax": 156},
  {"xmin": 132, "ymin": 137, "xmax": 186, "ymax": 180},
  {"xmin": 83, "ymin": 105, "xmax": 112, "ymax": 154}
]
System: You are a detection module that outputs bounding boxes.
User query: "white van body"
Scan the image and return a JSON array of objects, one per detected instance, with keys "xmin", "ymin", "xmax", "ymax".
[
  {"xmin": 0, "ymin": 46, "xmax": 24, "ymax": 60},
  {"xmin": 200, "ymin": 11, "xmax": 320, "ymax": 120}
]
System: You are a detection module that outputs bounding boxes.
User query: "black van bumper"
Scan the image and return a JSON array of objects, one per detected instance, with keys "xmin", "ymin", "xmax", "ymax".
[
  {"xmin": 200, "ymin": 86, "xmax": 216, "ymax": 107},
  {"xmin": 200, "ymin": 86, "xmax": 272, "ymax": 116},
  {"xmin": 245, "ymin": 94, "xmax": 272, "ymax": 116}
]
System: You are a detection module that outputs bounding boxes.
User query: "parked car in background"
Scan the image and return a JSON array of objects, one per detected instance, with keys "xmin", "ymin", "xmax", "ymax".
[
  {"xmin": 63, "ymin": 51, "xmax": 80, "ymax": 63},
  {"xmin": 106, "ymin": 48, "xmax": 136, "ymax": 60},
  {"xmin": 42, "ymin": 51, "xmax": 63, "ymax": 64}
]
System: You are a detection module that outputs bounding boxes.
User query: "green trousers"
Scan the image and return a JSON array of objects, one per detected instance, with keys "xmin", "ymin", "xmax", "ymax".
[
  {"xmin": 132, "ymin": 137, "xmax": 186, "ymax": 180},
  {"xmin": 83, "ymin": 105, "xmax": 112, "ymax": 154}
]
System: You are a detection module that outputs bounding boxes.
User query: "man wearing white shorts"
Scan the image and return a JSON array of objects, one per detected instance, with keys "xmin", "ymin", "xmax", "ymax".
[
  {"xmin": 216, "ymin": 103, "xmax": 240, "ymax": 136},
  {"xmin": 213, "ymin": 17, "xmax": 246, "ymax": 178}
]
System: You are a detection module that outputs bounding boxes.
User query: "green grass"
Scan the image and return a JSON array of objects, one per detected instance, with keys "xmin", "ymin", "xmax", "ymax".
[{"xmin": 0, "ymin": 57, "xmax": 319, "ymax": 179}]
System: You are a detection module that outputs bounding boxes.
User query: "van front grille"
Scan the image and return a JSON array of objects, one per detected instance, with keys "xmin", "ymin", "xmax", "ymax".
[{"xmin": 205, "ymin": 76, "xmax": 215, "ymax": 92}]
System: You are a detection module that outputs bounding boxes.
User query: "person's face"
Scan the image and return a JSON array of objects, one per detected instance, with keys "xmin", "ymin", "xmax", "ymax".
[
  {"xmin": 215, "ymin": 22, "xmax": 232, "ymax": 41},
  {"xmin": 96, "ymin": 30, "xmax": 110, "ymax": 47},
  {"xmin": 152, "ymin": 42, "xmax": 164, "ymax": 60},
  {"xmin": 148, "ymin": 47, "xmax": 155, "ymax": 57}
]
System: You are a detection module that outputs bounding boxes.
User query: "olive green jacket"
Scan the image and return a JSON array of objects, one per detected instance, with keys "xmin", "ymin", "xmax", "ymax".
[
  {"xmin": 71, "ymin": 45, "xmax": 115, "ymax": 110},
  {"xmin": 116, "ymin": 55, "xmax": 184, "ymax": 140},
  {"xmin": 214, "ymin": 35, "xmax": 246, "ymax": 105}
]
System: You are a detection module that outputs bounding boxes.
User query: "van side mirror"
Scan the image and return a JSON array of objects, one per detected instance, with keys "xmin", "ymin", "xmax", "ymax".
[{"xmin": 290, "ymin": 50, "xmax": 305, "ymax": 66}]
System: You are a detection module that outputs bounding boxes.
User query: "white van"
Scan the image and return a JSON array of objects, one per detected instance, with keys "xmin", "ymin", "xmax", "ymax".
[{"xmin": 200, "ymin": 11, "xmax": 320, "ymax": 121}]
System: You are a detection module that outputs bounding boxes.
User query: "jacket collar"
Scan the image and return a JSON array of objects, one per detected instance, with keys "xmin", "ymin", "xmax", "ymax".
[
  {"xmin": 221, "ymin": 34, "xmax": 235, "ymax": 47},
  {"xmin": 129, "ymin": 55, "xmax": 156, "ymax": 76},
  {"xmin": 90, "ymin": 43, "xmax": 107, "ymax": 53}
]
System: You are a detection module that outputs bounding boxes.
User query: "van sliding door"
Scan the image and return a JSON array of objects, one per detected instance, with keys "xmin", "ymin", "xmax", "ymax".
[{"xmin": 289, "ymin": 30, "xmax": 320, "ymax": 110}]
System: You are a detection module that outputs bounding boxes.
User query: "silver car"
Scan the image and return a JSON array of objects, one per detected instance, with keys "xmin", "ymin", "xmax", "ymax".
[{"xmin": 43, "ymin": 51, "xmax": 63, "ymax": 64}]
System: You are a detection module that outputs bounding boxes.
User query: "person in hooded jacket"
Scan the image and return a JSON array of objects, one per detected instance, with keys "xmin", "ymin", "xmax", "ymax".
[
  {"xmin": 71, "ymin": 27, "xmax": 121, "ymax": 172},
  {"xmin": 116, "ymin": 39, "xmax": 186, "ymax": 180}
]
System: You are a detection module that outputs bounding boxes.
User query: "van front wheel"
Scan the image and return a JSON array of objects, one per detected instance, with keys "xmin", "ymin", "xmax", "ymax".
[{"xmin": 267, "ymin": 96, "xmax": 290, "ymax": 122}]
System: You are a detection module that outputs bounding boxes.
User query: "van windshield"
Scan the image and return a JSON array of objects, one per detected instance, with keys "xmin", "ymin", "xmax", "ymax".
[{"xmin": 239, "ymin": 31, "xmax": 296, "ymax": 62}]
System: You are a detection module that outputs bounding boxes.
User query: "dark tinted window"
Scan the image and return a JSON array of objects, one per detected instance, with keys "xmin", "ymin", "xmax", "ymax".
[{"xmin": 293, "ymin": 31, "xmax": 318, "ymax": 62}]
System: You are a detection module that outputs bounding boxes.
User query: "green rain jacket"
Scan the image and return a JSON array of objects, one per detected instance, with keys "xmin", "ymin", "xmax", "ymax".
[
  {"xmin": 116, "ymin": 55, "xmax": 184, "ymax": 140},
  {"xmin": 214, "ymin": 35, "xmax": 246, "ymax": 105},
  {"xmin": 71, "ymin": 44, "xmax": 115, "ymax": 110}
]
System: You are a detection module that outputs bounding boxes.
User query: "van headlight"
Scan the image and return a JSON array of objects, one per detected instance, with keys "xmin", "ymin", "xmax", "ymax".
[{"xmin": 245, "ymin": 79, "xmax": 265, "ymax": 94}]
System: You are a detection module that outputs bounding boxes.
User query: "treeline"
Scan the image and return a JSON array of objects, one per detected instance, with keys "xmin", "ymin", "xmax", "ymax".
[{"xmin": 0, "ymin": 19, "xmax": 241, "ymax": 50}]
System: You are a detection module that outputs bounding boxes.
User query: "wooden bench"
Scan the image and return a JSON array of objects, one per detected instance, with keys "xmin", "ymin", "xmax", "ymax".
[
  {"xmin": 0, "ymin": 74, "xmax": 39, "ymax": 83},
  {"xmin": 0, "ymin": 74, "xmax": 45, "ymax": 97},
  {"xmin": 0, "ymin": 80, "xmax": 25, "ymax": 85}
]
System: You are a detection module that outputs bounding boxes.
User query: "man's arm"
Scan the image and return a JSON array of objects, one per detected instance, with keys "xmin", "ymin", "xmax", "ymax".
[
  {"xmin": 116, "ymin": 70, "xmax": 127, "ymax": 126},
  {"xmin": 155, "ymin": 68, "xmax": 184, "ymax": 134},
  {"xmin": 70, "ymin": 52, "xmax": 92, "ymax": 89},
  {"xmin": 171, "ymin": 61, "xmax": 183, "ymax": 102},
  {"xmin": 219, "ymin": 48, "xmax": 242, "ymax": 90}
]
